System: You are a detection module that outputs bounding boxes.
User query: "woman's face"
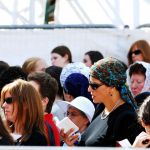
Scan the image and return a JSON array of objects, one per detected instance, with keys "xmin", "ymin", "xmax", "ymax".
[
  {"xmin": 130, "ymin": 73, "xmax": 145, "ymax": 96},
  {"xmin": 2, "ymin": 91, "xmax": 18, "ymax": 123},
  {"xmin": 67, "ymin": 106, "xmax": 89, "ymax": 132},
  {"xmin": 83, "ymin": 54, "xmax": 92, "ymax": 67},
  {"xmin": 131, "ymin": 46, "xmax": 144, "ymax": 63},
  {"xmin": 88, "ymin": 77, "xmax": 109, "ymax": 104},
  {"xmin": 51, "ymin": 53, "xmax": 67, "ymax": 67}
]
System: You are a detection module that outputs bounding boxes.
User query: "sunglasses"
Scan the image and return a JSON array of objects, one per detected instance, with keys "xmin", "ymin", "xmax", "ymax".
[
  {"xmin": 3, "ymin": 97, "xmax": 13, "ymax": 104},
  {"xmin": 130, "ymin": 49, "xmax": 141, "ymax": 55},
  {"xmin": 89, "ymin": 82, "xmax": 103, "ymax": 90}
]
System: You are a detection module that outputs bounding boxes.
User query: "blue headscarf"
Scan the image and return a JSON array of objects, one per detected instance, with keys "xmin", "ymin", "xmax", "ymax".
[{"xmin": 63, "ymin": 73, "xmax": 92, "ymax": 101}]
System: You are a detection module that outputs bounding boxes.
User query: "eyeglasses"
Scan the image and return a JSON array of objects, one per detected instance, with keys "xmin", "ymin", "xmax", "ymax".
[
  {"xmin": 130, "ymin": 49, "xmax": 141, "ymax": 55},
  {"xmin": 89, "ymin": 82, "xmax": 103, "ymax": 90},
  {"xmin": 3, "ymin": 97, "xmax": 13, "ymax": 104}
]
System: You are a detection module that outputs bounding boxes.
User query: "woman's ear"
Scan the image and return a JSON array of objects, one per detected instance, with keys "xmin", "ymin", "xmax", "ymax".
[
  {"xmin": 42, "ymin": 97, "xmax": 49, "ymax": 106},
  {"xmin": 41, "ymin": 97, "xmax": 49, "ymax": 112},
  {"xmin": 64, "ymin": 54, "xmax": 69, "ymax": 61}
]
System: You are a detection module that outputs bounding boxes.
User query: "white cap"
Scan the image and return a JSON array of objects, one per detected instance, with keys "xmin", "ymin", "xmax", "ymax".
[
  {"xmin": 56, "ymin": 96, "xmax": 95, "ymax": 122},
  {"xmin": 60, "ymin": 62, "xmax": 90, "ymax": 87}
]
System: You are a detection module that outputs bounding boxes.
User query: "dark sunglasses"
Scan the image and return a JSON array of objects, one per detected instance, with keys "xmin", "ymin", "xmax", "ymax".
[
  {"xmin": 89, "ymin": 82, "xmax": 103, "ymax": 90},
  {"xmin": 3, "ymin": 97, "xmax": 13, "ymax": 104},
  {"xmin": 130, "ymin": 49, "xmax": 141, "ymax": 55}
]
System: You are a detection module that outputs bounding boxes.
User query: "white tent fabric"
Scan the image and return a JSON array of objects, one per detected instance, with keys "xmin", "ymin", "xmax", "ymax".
[{"xmin": 0, "ymin": 28, "xmax": 150, "ymax": 66}]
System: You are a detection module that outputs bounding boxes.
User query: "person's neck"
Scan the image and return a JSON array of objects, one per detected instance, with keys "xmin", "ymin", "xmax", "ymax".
[
  {"xmin": 55, "ymin": 95, "xmax": 63, "ymax": 100},
  {"xmin": 104, "ymin": 97, "xmax": 124, "ymax": 113},
  {"xmin": 14, "ymin": 123, "xmax": 23, "ymax": 134}
]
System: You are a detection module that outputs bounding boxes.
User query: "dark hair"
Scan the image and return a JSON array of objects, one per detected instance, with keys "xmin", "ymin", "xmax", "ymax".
[
  {"xmin": 135, "ymin": 92, "xmax": 150, "ymax": 107},
  {"xmin": 138, "ymin": 96, "xmax": 150, "ymax": 125},
  {"xmin": 127, "ymin": 40, "xmax": 150, "ymax": 65},
  {"xmin": 28, "ymin": 72, "xmax": 58, "ymax": 113},
  {"xmin": 85, "ymin": 51, "xmax": 104, "ymax": 64},
  {"xmin": 0, "ymin": 66, "xmax": 27, "ymax": 94},
  {"xmin": 0, "ymin": 61, "xmax": 9, "ymax": 75},
  {"xmin": 51, "ymin": 45, "xmax": 72, "ymax": 63},
  {"xmin": 45, "ymin": 66, "xmax": 63, "ymax": 99},
  {"xmin": 129, "ymin": 63, "xmax": 146, "ymax": 78}
]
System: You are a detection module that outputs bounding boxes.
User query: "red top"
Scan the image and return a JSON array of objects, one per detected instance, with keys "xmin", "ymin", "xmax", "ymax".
[{"xmin": 44, "ymin": 113, "xmax": 60, "ymax": 146}]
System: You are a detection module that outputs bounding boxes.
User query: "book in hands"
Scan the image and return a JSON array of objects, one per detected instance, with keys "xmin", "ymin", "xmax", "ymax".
[
  {"xmin": 117, "ymin": 139, "xmax": 131, "ymax": 147},
  {"xmin": 56, "ymin": 117, "xmax": 79, "ymax": 134}
]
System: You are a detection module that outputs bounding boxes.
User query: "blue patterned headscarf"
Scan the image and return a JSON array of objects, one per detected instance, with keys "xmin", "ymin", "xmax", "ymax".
[{"xmin": 90, "ymin": 57, "xmax": 137, "ymax": 109}]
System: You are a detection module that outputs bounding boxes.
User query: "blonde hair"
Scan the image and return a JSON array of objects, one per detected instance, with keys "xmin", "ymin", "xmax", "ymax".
[
  {"xmin": 22, "ymin": 57, "xmax": 43, "ymax": 75},
  {"xmin": 1, "ymin": 79, "xmax": 45, "ymax": 142}
]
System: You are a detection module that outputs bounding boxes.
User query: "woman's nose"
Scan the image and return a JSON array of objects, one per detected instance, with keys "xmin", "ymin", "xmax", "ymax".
[{"xmin": 131, "ymin": 82, "xmax": 138, "ymax": 88}]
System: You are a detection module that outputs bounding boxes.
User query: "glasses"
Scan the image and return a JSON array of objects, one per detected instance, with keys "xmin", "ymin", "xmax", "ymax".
[
  {"xmin": 3, "ymin": 97, "xmax": 13, "ymax": 104},
  {"xmin": 89, "ymin": 82, "xmax": 103, "ymax": 90},
  {"xmin": 130, "ymin": 49, "xmax": 141, "ymax": 55}
]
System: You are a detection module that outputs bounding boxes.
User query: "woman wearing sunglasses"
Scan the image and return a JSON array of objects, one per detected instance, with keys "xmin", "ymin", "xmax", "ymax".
[
  {"xmin": 127, "ymin": 40, "xmax": 150, "ymax": 66},
  {"xmin": 1, "ymin": 79, "xmax": 47, "ymax": 146},
  {"xmin": 61, "ymin": 57, "xmax": 142, "ymax": 147}
]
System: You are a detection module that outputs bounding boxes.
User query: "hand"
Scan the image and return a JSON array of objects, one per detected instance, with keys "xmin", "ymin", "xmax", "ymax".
[
  {"xmin": 60, "ymin": 128, "xmax": 79, "ymax": 146},
  {"xmin": 132, "ymin": 131, "xmax": 150, "ymax": 148}
]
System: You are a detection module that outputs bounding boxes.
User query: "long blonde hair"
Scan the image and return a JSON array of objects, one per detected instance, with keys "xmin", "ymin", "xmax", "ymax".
[{"xmin": 1, "ymin": 79, "xmax": 45, "ymax": 142}]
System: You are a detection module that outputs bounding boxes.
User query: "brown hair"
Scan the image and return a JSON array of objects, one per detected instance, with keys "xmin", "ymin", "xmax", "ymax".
[
  {"xmin": 127, "ymin": 40, "xmax": 150, "ymax": 65},
  {"xmin": 1, "ymin": 79, "xmax": 45, "ymax": 142},
  {"xmin": 51, "ymin": 45, "xmax": 72, "ymax": 63},
  {"xmin": 28, "ymin": 72, "xmax": 58, "ymax": 113}
]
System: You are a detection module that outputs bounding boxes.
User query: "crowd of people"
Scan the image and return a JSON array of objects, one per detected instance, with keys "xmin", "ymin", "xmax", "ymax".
[{"xmin": 0, "ymin": 39, "xmax": 150, "ymax": 148}]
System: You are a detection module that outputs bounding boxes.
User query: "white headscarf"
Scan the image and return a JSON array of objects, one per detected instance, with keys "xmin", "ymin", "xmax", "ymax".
[
  {"xmin": 60, "ymin": 62, "xmax": 90, "ymax": 87},
  {"xmin": 126, "ymin": 61, "xmax": 150, "ymax": 97}
]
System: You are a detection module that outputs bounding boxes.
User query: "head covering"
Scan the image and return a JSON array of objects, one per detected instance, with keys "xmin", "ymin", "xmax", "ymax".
[
  {"xmin": 126, "ymin": 61, "xmax": 150, "ymax": 96},
  {"xmin": 90, "ymin": 57, "xmax": 136, "ymax": 108},
  {"xmin": 64, "ymin": 73, "xmax": 92, "ymax": 100},
  {"xmin": 56, "ymin": 96, "xmax": 95, "ymax": 122},
  {"xmin": 90, "ymin": 57, "xmax": 126, "ymax": 87},
  {"xmin": 60, "ymin": 62, "xmax": 90, "ymax": 87}
]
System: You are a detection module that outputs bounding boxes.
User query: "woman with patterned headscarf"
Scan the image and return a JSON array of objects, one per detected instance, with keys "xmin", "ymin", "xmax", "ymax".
[{"xmin": 60, "ymin": 57, "xmax": 143, "ymax": 147}]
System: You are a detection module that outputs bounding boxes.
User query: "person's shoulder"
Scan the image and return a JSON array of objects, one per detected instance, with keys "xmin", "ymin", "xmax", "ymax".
[
  {"xmin": 112, "ymin": 103, "xmax": 137, "ymax": 124},
  {"xmin": 117, "ymin": 103, "xmax": 136, "ymax": 114},
  {"xmin": 0, "ymin": 136, "xmax": 14, "ymax": 145},
  {"xmin": 27, "ymin": 130, "xmax": 47, "ymax": 146}
]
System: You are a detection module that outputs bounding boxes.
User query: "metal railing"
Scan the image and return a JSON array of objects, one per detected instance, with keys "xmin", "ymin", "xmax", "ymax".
[{"xmin": 0, "ymin": 24, "xmax": 117, "ymax": 30}]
